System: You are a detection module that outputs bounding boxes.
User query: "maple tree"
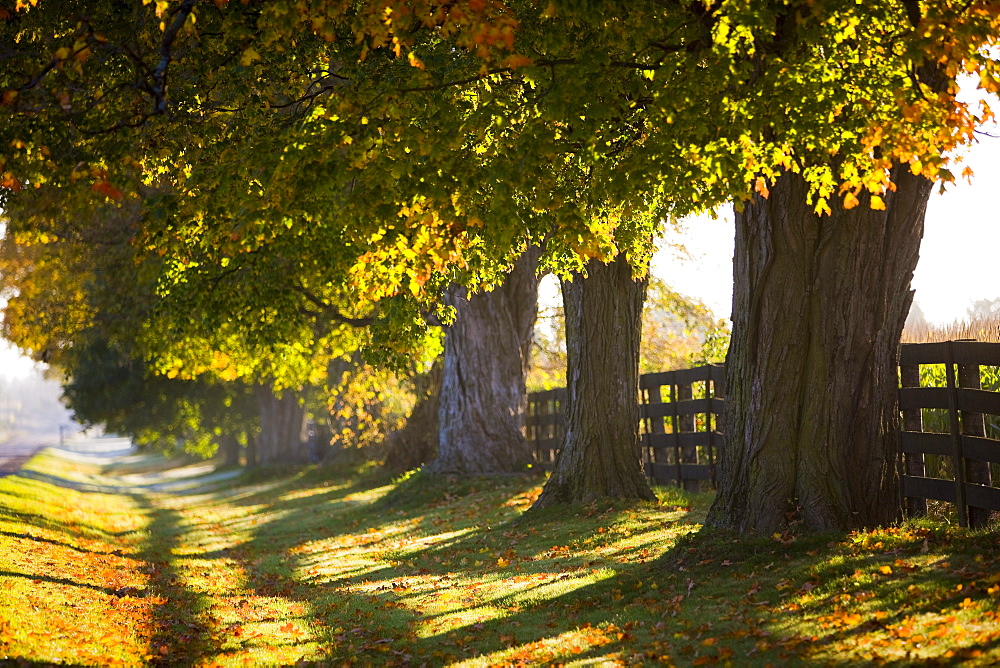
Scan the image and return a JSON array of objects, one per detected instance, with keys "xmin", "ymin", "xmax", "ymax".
[
  {"xmin": 3, "ymin": 0, "xmax": 1000, "ymax": 529},
  {"xmin": 0, "ymin": 186, "xmax": 328, "ymax": 465}
]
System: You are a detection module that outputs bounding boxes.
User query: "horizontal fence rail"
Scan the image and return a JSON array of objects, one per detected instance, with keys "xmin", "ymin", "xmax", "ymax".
[
  {"xmin": 526, "ymin": 365, "xmax": 725, "ymax": 489},
  {"xmin": 640, "ymin": 364, "xmax": 726, "ymax": 490},
  {"xmin": 526, "ymin": 340, "xmax": 1000, "ymax": 522},
  {"xmin": 898, "ymin": 340, "xmax": 1000, "ymax": 528}
]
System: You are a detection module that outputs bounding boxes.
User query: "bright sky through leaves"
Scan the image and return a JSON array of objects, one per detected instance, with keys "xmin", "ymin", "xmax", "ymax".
[{"xmin": 656, "ymin": 136, "xmax": 1000, "ymax": 326}]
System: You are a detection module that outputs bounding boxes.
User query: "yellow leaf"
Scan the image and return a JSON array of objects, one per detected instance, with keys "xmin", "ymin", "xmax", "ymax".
[
  {"xmin": 407, "ymin": 52, "xmax": 425, "ymax": 70},
  {"xmin": 870, "ymin": 195, "xmax": 886, "ymax": 210},
  {"xmin": 843, "ymin": 192, "xmax": 860, "ymax": 209},
  {"xmin": 240, "ymin": 47, "xmax": 260, "ymax": 67}
]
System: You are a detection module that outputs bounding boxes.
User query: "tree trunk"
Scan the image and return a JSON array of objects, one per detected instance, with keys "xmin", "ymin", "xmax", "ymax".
[
  {"xmin": 254, "ymin": 383, "xmax": 307, "ymax": 466},
  {"xmin": 707, "ymin": 168, "xmax": 933, "ymax": 534},
  {"xmin": 218, "ymin": 432, "xmax": 241, "ymax": 467},
  {"xmin": 533, "ymin": 253, "xmax": 657, "ymax": 506},
  {"xmin": 384, "ymin": 359, "xmax": 443, "ymax": 473},
  {"xmin": 245, "ymin": 433, "xmax": 258, "ymax": 468},
  {"xmin": 428, "ymin": 249, "xmax": 540, "ymax": 475}
]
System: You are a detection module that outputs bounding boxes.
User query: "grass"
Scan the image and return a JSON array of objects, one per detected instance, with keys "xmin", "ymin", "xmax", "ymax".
[{"xmin": 2, "ymin": 446, "xmax": 1000, "ymax": 666}]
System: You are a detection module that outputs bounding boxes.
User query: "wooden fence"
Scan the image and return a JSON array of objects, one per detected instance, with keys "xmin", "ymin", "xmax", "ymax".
[
  {"xmin": 640, "ymin": 365, "xmax": 726, "ymax": 490},
  {"xmin": 526, "ymin": 364, "xmax": 726, "ymax": 489},
  {"xmin": 526, "ymin": 341, "xmax": 1000, "ymax": 526},
  {"xmin": 526, "ymin": 387, "xmax": 567, "ymax": 471},
  {"xmin": 898, "ymin": 340, "xmax": 1000, "ymax": 528}
]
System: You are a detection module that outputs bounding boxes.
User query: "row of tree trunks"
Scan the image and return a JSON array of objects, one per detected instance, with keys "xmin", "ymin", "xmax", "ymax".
[
  {"xmin": 379, "ymin": 166, "xmax": 932, "ymax": 537},
  {"xmin": 253, "ymin": 383, "xmax": 307, "ymax": 466},
  {"xmin": 707, "ymin": 168, "xmax": 933, "ymax": 533}
]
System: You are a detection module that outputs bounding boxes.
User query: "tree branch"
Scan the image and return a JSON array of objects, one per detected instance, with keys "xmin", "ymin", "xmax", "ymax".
[
  {"xmin": 153, "ymin": 0, "xmax": 197, "ymax": 114},
  {"xmin": 290, "ymin": 284, "xmax": 377, "ymax": 327}
]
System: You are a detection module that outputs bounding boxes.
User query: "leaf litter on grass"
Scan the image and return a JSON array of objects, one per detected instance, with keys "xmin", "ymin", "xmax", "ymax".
[{"xmin": 2, "ymin": 447, "xmax": 1000, "ymax": 666}]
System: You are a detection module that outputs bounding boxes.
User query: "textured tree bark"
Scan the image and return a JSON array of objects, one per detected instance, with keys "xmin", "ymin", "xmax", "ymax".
[
  {"xmin": 384, "ymin": 359, "xmax": 443, "ymax": 473},
  {"xmin": 707, "ymin": 168, "xmax": 933, "ymax": 533},
  {"xmin": 534, "ymin": 253, "xmax": 657, "ymax": 506},
  {"xmin": 428, "ymin": 249, "xmax": 540, "ymax": 475},
  {"xmin": 254, "ymin": 384, "xmax": 307, "ymax": 465}
]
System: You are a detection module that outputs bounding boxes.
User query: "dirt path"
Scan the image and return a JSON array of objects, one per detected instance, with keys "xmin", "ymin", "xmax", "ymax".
[{"xmin": 0, "ymin": 434, "xmax": 49, "ymax": 475}]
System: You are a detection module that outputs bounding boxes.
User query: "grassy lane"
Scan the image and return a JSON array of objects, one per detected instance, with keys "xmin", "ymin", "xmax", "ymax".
[
  {"xmin": 2, "ymin": 445, "xmax": 1000, "ymax": 665},
  {"xmin": 0, "ymin": 451, "xmax": 159, "ymax": 664}
]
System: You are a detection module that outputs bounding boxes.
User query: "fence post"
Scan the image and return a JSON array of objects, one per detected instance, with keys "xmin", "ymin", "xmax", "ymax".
[
  {"xmin": 957, "ymin": 350, "xmax": 993, "ymax": 529},
  {"xmin": 704, "ymin": 371, "xmax": 716, "ymax": 488},
  {"xmin": 944, "ymin": 341, "xmax": 970, "ymax": 527},
  {"xmin": 640, "ymin": 383, "xmax": 652, "ymax": 476},
  {"xmin": 678, "ymin": 381, "xmax": 698, "ymax": 491},
  {"xmin": 668, "ymin": 381, "xmax": 683, "ymax": 487},
  {"xmin": 899, "ymin": 361, "xmax": 926, "ymax": 517}
]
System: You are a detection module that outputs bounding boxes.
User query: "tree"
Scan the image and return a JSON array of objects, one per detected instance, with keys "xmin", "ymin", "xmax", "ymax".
[
  {"xmin": 384, "ymin": 358, "xmax": 442, "ymax": 472},
  {"xmin": 707, "ymin": 167, "xmax": 934, "ymax": 532},
  {"xmin": 968, "ymin": 298, "xmax": 1000, "ymax": 321},
  {"xmin": 0, "ymin": 187, "xmax": 318, "ymax": 466},
  {"xmin": 430, "ymin": 248, "xmax": 540, "ymax": 475},
  {"xmin": 3, "ymin": 0, "xmax": 999, "ymax": 528},
  {"xmin": 535, "ymin": 252, "xmax": 657, "ymax": 506}
]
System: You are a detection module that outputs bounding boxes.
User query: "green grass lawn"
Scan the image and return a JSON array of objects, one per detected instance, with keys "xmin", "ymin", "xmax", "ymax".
[{"xmin": 1, "ymin": 446, "xmax": 999, "ymax": 666}]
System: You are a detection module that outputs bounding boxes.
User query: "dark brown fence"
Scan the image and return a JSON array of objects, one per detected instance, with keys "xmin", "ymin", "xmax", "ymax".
[
  {"xmin": 640, "ymin": 365, "xmax": 726, "ymax": 489},
  {"xmin": 526, "ymin": 342, "xmax": 1000, "ymax": 520},
  {"xmin": 898, "ymin": 340, "xmax": 1000, "ymax": 528},
  {"xmin": 526, "ymin": 364, "xmax": 726, "ymax": 489},
  {"xmin": 526, "ymin": 388, "xmax": 567, "ymax": 471}
]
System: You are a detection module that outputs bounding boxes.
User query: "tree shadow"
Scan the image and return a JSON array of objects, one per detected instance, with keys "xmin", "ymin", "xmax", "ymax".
[
  {"xmin": 130, "ymin": 497, "xmax": 223, "ymax": 666},
  {"xmin": 0, "ymin": 530, "xmax": 127, "ymax": 556},
  {"xmin": 191, "ymin": 468, "xmax": 715, "ymax": 664},
  {"xmin": 0, "ymin": 570, "xmax": 118, "ymax": 595}
]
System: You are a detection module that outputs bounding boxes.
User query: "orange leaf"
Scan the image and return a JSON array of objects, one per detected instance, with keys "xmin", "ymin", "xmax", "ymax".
[
  {"xmin": 92, "ymin": 180, "xmax": 123, "ymax": 201},
  {"xmin": 754, "ymin": 177, "xmax": 770, "ymax": 199}
]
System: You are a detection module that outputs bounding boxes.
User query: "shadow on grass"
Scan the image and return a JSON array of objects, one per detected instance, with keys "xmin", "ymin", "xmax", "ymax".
[
  {"xmin": 0, "ymin": 570, "xmax": 119, "ymax": 595},
  {"xmin": 131, "ymin": 497, "xmax": 222, "ymax": 666},
  {"xmin": 165, "ymin": 465, "xmax": 708, "ymax": 664},
  {"xmin": 103, "ymin": 457, "xmax": 1000, "ymax": 666},
  {"xmin": 0, "ymin": 530, "xmax": 127, "ymax": 556}
]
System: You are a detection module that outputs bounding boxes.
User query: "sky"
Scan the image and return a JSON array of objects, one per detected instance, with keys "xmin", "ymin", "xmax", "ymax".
[
  {"xmin": 3, "ymin": 138, "xmax": 1000, "ymax": 380},
  {"xmin": 651, "ymin": 134, "xmax": 1000, "ymax": 325}
]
